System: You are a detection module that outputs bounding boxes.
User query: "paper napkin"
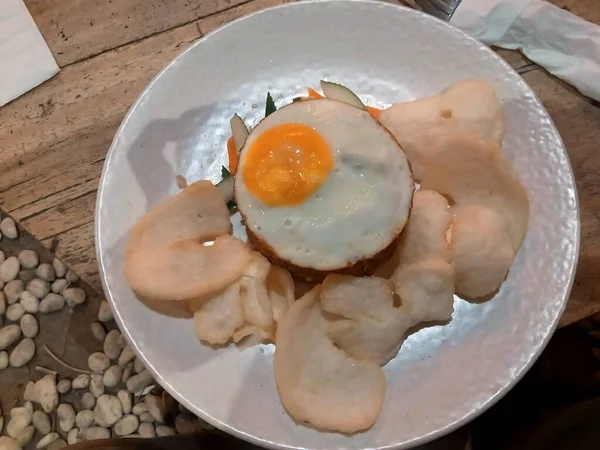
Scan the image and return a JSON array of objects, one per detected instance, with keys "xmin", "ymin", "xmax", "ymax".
[{"xmin": 0, "ymin": 0, "xmax": 59, "ymax": 107}]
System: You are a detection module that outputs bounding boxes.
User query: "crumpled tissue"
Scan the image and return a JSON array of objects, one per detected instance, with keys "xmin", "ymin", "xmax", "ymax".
[{"xmin": 452, "ymin": 0, "xmax": 600, "ymax": 101}]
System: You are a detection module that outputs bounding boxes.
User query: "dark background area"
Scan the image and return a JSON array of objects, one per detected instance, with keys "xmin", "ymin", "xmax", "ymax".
[{"xmin": 470, "ymin": 318, "xmax": 600, "ymax": 450}]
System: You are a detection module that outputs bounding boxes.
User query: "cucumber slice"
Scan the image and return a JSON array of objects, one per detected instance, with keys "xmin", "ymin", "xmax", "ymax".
[
  {"xmin": 230, "ymin": 113, "xmax": 249, "ymax": 152},
  {"xmin": 320, "ymin": 81, "xmax": 366, "ymax": 110}
]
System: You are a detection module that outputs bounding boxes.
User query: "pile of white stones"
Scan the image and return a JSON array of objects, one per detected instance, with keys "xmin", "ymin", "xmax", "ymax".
[{"xmin": 0, "ymin": 217, "xmax": 211, "ymax": 450}]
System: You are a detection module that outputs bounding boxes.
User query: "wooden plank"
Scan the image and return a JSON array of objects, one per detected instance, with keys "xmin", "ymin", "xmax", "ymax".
[
  {"xmin": 196, "ymin": 0, "xmax": 297, "ymax": 34},
  {"xmin": 25, "ymin": 0, "xmax": 249, "ymax": 67},
  {"xmin": 553, "ymin": 0, "xmax": 600, "ymax": 24},
  {"xmin": 0, "ymin": 23, "xmax": 201, "ymax": 212},
  {"xmin": 519, "ymin": 69, "xmax": 600, "ymax": 327},
  {"xmin": 25, "ymin": 0, "xmax": 599, "ymax": 70},
  {"xmin": 21, "ymin": 190, "xmax": 96, "ymax": 241}
]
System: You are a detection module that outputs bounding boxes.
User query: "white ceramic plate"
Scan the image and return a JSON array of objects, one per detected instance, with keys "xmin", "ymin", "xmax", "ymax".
[{"xmin": 95, "ymin": 1, "xmax": 580, "ymax": 449}]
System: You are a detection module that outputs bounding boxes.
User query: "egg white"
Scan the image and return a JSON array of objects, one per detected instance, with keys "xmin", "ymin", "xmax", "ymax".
[{"xmin": 234, "ymin": 99, "xmax": 413, "ymax": 271}]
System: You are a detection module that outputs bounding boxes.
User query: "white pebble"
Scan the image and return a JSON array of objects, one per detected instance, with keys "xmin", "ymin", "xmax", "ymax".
[
  {"xmin": 103, "ymin": 365, "xmax": 122, "ymax": 387},
  {"xmin": 126, "ymin": 370, "xmax": 153, "ymax": 394},
  {"xmin": 4, "ymin": 280, "xmax": 24, "ymax": 304},
  {"xmin": 80, "ymin": 392, "xmax": 96, "ymax": 410},
  {"xmin": 117, "ymin": 390, "xmax": 132, "ymax": 415},
  {"xmin": 36, "ymin": 432, "xmax": 59, "ymax": 449},
  {"xmin": 114, "ymin": 415, "xmax": 139, "ymax": 436},
  {"xmin": 57, "ymin": 379, "xmax": 71, "ymax": 394},
  {"xmin": 90, "ymin": 321, "xmax": 106, "ymax": 341},
  {"xmin": 57, "ymin": 404, "xmax": 76, "ymax": 432},
  {"xmin": 132, "ymin": 403, "xmax": 148, "ymax": 416},
  {"xmin": 36, "ymin": 264, "xmax": 55, "ymax": 282},
  {"xmin": 19, "ymin": 291, "xmax": 39, "ymax": 314},
  {"xmin": 94, "ymin": 395, "xmax": 123, "ymax": 427},
  {"xmin": 104, "ymin": 329, "xmax": 124, "ymax": 360},
  {"xmin": 24, "ymin": 381, "xmax": 37, "ymax": 402},
  {"xmin": 139, "ymin": 412, "xmax": 154, "ymax": 423},
  {"xmin": 118, "ymin": 346, "xmax": 135, "ymax": 367},
  {"xmin": 72, "ymin": 374, "xmax": 90, "ymax": 390},
  {"xmin": 62, "ymin": 287, "xmax": 86, "ymax": 307},
  {"xmin": 0, "ymin": 291, "xmax": 5, "ymax": 315},
  {"xmin": 65, "ymin": 270, "xmax": 79, "ymax": 283},
  {"xmin": 6, "ymin": 406, "xmax": 32, "ymax": 438},
  {"xmin": 39, "ymin": 293, "xmax": 65, "ymax": 313},
  {"xmin": 20, "ymin": 314, "xmax": 38, "ymax": 338},
  {"xmin": 0, "ymin": 436, "xmax": 20, "ymax": 450},
  {"xmin": 0, "ymin": 351, "xmax": 8, "ymax": 369},
  {"xmin": 133, "ymin": 357, "xmax": 145, "ymax": 374},
  {"xmin": 0, "ymin": 257, "xmax": 20, "ymax": 282},
  {"xmin": 138, "ymin": 422, "xmax": 156, "ymax": 438},
  {"xmin": 32, "ymin": 411, "xmax": 51, "ymax": 435},
  {"xmin": 145, "ymin": 395, "xmax": 166, "ymax": 423},
  {"xmin": 52, "ymin": 259, "xmax": 67, "ymax": 278},
  {"xmin": 121, "ymin": 362, "xmax": 133, "ymax": 383},
  {"xmin": 0, "ymin": 325, "xmax": 21, "ymax": 350},
  {"xmin": 75, "ymin": 410, "xmax": 94, "ymax": 430},
  {"xmin": 27, "ymin": 278, "xmax": 50, "ymax": 299},
  {"xmin": 67, "ymin": 428, "xmax": 81, "ymax": 445},
  {"xmin": 18, "ymin": 250, "xmax": 39, "ymax": 269},
  {"xmin": 16, "ymin": 425, "xmax": 35, "ymax": 447},
  {"xmin": 81, "ymin": 427, "xmax": 110, "ymax": 441},
  {"xmin": 0, "ymin": 251, "xmax": 4, "ymax": 264},
  {"xmin": 156, "ymin": 425, "xmax": 176, "ymax": 437},
  {"xmin": 50, "ymin": 279, "xmax": 68, "ymax": 294},
  {"xmin": 88, "ymin": 352, "xmax": 111, "ymax": 372},
  {"xmin": 90, "ymin": 374, "xmax": 105, "ymax": 398},
  {"xmin": 9, "ymin": 338, "xmax": 35, "ymax": 367},
  {"xmin": 0, "ymin": 218, "xmax": 18, "ymax": 239},
  {"xmin": 35, "ymin": 375, "xmax": 59, "ymax": 413},
  {"xmin": 98, "ymin": 300, "xmax": 113, "ymax": 322},
  {"xmin": 6, "ymin": 304, "xmax": 24, "ymax": 322}
]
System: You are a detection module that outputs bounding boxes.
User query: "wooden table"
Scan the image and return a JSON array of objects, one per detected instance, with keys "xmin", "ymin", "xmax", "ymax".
[{"xmin": 0, "ymin": 0, "xmax": 598, "ymax": 327}]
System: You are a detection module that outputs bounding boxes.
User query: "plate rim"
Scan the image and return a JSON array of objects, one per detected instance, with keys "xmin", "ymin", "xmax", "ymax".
[{"xmin": 94, "ymin": 1, "xmax": 581, "ymax": 448}]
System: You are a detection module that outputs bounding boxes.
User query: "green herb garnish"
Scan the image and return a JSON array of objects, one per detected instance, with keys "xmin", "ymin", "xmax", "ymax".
[
  {"xmin": 221, "ymin": 166, "xmax": 232, "ymax": 180},
  {"xmin": 265, "ymin": 92, "xmax": 277, "ymax": 117}
]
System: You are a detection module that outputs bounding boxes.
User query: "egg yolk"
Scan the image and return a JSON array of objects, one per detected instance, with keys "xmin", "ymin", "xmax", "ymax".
[{"xmin": 242, "ymin": 123, "xmax": 334, "ymax": 206}]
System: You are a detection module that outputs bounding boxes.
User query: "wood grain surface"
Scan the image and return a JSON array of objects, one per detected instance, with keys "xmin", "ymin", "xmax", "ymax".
[{"xmin": 1, "ymin": 0, "xmax": 598, "ymax": 326}]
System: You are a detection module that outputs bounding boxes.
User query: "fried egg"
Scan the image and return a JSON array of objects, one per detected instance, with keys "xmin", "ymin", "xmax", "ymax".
[{"xmin": 234, "ymin": 99, "xmax": 413, "ymax": 273}]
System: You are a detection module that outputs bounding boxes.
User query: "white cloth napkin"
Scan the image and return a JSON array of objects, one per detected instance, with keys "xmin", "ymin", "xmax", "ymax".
[
  {"xmin": 0, "ymin": 0, "xmax": 59, "ymax": 107},
  {"xmin": 452, "ymin": 0, "xmax": 600, "ymax": 102}
]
